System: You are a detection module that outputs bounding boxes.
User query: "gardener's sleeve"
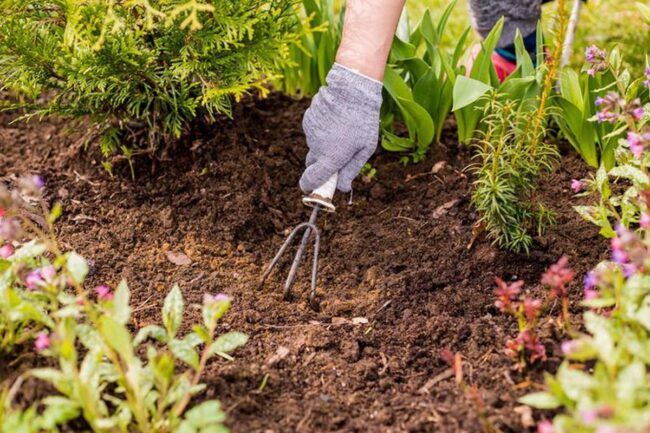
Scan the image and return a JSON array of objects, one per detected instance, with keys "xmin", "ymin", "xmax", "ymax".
[{"xmin": 468, "ymin": 0, "xmax": 542, "ymax": 48}]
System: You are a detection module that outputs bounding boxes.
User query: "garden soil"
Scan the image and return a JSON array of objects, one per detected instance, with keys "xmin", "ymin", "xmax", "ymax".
[{"xmin": 0, "ymin": 94, "xmax": 608, "ymax": 433}]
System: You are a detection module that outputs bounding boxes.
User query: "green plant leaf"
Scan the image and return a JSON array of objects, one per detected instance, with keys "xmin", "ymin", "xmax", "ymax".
[
  {"xmin": 66, "ymin": 252, "xmax": 88, "ymax": 285},
  {"xmin": 518, "ymin": 392, "xmax": 561, "ymax": 409},
  {"xmin": 163, "ymin": 284, "xmax": 184, "ymax": 339},
  {"xmin": 99, "ymin": 315, "xmax": 134, "ymax": 363},
  {"xmin": 111, "ymin": 280, "xmax": 131, "ymax": 325},
  {"xmin": 209, "ymin": 331, "xmax": 249, "ymax": 356},
  {"xmin": 452, "ymin": 76, "xmax": 492, "ymax": 111},
  {"xmin": 184, "ymin": 400, "xmax": 226, "ymax": 427},
  {"xmin": 169, "ymin": 338, "xmax": 200, "ymax": 370},
  {"xmin": 11, "ymin": 240, "xmax": 46, "ymax": 260},
  {"xmin": 134, "ymin": 325, "xmax": 168, "ymax": 346}
]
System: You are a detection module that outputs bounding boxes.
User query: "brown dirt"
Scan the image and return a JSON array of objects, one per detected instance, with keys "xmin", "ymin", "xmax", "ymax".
[{"xmin": 0, "ymin": 94, "xmax": 607, "ymax": 433}]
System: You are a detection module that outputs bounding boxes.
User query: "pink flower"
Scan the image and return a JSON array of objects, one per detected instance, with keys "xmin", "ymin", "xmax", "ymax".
[
  {"xmin": 633, "ymin": 107, "xmax": 645, "ymax": 120},
  {"xmin": 641, "ymin": 213, "xmax": 650, "ymax": 229},
  {"xmin": 25, "ymin": 270, "xmax": 43, "ymax": 289},
  {"xmin": 580, "ymin": 408, "xmax": 599, "ymax": 424},
  {"xmin": 40, "ymin": 265, "xmax": 56, "ymax": 282},
  {"xmin": 542, "ymin": 256, "xmax": 574, "ymax": 298},
  {"xmin": 494, "ymin": 278, "xmax": 523, "ymax": 313},
  {"xmin": 95, "ymin": 285, "xmax": 113, "ymax": 301},
  {"xmin": 523, "ymin": 297, "xmax": 542, "ymax": 322},
  {"xmin": 628, "ymin": 132, "xmax": 644, "ymax": 158},
  {"xmin": 584, "ymin": 288, "xmax": 599, "ymax": 300},
  {"xmin": 204, "ymin": 293, "xmax": 230, "ymax": 304},
  {"xmin": 537, "ymin": 419, "xmax": 554, "ymax": 433},
  {"xmin": 570, "ymin": 179, "xmax": 583, "ymax": 193},
  {"xmin": 0, "ymin": 243, "xmax": 13, "ymax": 259},
  {"xmin": 561, "ymin": 340, "xmax": 578, "ymax": 355},
  {"xmin": 34, "ymin": 332, "xmax": 51, "ymax": 351}
]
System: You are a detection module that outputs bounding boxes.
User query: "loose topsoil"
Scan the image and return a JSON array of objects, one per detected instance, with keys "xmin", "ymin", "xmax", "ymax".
[{"xmin": 0, "ymin": 94, "xmax": 608, "ymax": 433}]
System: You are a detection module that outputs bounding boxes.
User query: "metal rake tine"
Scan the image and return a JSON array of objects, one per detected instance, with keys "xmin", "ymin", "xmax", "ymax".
[
  {"xmin": 283, "ymin": 207, "xmax": 320, "ymax": 299},
  {"xmin": 259, "ymin": 221, "xmax": 311, "ymax": 288},
  {"xmin": 308, "ymin": 227, "xmax": 321, "ymax": 306}
]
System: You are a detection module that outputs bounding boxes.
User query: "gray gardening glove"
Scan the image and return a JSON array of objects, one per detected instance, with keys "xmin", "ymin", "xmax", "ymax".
[{"xmin": 299, "ymin": 63, "xmax": 383, "ymax": 193}]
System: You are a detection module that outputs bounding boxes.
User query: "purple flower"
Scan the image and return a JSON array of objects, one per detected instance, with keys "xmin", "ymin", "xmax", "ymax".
[
  {"xmin": 633, "ymin": 107, "xmax": 645, "ymax": 120},
  {"xmin": 595, "ymin": 97, "xmax": 605, "ymax": 106},
  {"xmin": 95, "ymin": 285, "xmax": 114, "ymax": 301},
  {"xmin": 571, "ymin": 179, "xmax": 583, "ymax": 193},
  {"xmin": 583, "ymin": 271, "xmax": 598, "ymax": 289},
  {"xmin": 585, "ymin": 45, "xmax": 606, "ymax": 63},
  {"xmin": 0, "ymin": 244, "xmax": 13, "ymax": 259},
  {"xmin": 34, "ymin": 332, "xmax": 51, "ymax": 351},
  {"xmin": 25, "ymin": 270, "xmax": 43, "ymax": 289},
  {"xmin": 587, "ymin": 68, "xmax": 596, "ymax": 77},
  {"xmin": 17, "ymin": 175, "xmax": 45, "ymax": 195},
  {"xmin": 622, "ymin": 263, "xmax": 637, "ymax": 277},
  {"xmin": 641, "ymin": 213, "xmax": 650, "ymax": 229},
  {"xmin": 645, "ymin": 67, "xmax": 650, "ymax": 88},
  {"xmin": 612, "ymin": 249, "xmax": 628, "ymax": 264},
  {"xmin": 537, "ymin": 420, "xmax": 554, "ymax": 433}
]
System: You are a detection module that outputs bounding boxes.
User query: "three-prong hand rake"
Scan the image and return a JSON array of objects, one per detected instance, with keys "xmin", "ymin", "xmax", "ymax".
[{"xmin": 259, "ymin": 173, "xmax": 338, "ymax": 308}]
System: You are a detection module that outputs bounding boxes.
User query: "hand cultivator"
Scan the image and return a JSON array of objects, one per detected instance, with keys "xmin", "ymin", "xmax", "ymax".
[{"xmin": 259, "ymin": 173, "xmax": 338, "ymax": 307}]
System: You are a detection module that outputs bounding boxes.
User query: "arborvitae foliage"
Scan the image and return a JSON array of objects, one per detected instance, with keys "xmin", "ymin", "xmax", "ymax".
[{"xmin": 0, "ymin": 0, "xmax": 299, "ymax": 166}]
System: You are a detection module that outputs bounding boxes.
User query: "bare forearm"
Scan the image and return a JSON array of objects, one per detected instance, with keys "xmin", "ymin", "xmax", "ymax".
[{"xmin": 335, "ymin": 0, "xmax": 406, "ymax": 81}]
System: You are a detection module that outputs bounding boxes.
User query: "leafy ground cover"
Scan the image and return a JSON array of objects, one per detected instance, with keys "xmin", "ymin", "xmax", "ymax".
[{"xmin": 0, "ymin": 94, "xmax": 607, "ymax": 432}]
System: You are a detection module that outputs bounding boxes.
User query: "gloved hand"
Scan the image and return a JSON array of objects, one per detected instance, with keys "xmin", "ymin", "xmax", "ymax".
[{"xmin": 299, "ymin": 63, "xmax": 383, "ymax": 194}]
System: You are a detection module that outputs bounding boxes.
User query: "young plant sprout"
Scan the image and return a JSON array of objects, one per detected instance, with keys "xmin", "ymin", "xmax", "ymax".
[{"xmin": 495, "ymin": 256, "xmax": 575, "ymax": 370}]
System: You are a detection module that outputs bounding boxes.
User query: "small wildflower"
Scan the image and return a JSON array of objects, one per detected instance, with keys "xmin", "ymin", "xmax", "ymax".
[
  {"xmin": 541, "ymin": 256, "xmax": 574, "ymax": 298},
  {"xmin": 17, "ymin": 175, "xmax": 44, "ymax": 195},
  {"xmin": 537, "ymin": 420, "xmax": 554, "ymax": 433},
  {"xmin": 25, "ymin": 270, "xmax": 43, "ymax": 289},
  {"xmin": 612, "ymin": 249, "xmax": 628, "ymax": 264},
  {"xmin": 641, "ymin": 213, "xmax": 650, "ymax": 229},
  {"xmin": 585, "ymin": 45, "xmax": 607, "ymax": 76},
  {"xmin": 204, "ymin": 293, "xmax": 230, "ymax": 304},
  {"xmin": 580, "ymin": 408, "xmax": 599, "ymax": 424},
  {"xmin": 633, "ymin": 107, "xmax": 645, "ymax": 120},
  {"xmin": 523, "ymin": 297, "xmax": 542, "ymax": 322},
  {"xmin": 561, "ymin": 340, "xmax": 578, "ymax": 355},
  {"xmin": 34, "ymin": 332, "xmax": 51, "ymax": 351},
  {"xmin": 626, "ymin": 129, "xmax": 650, "ymax": 159},
  {"xmin": 585, "ymin": 45, "xmax": 606, "ymax": 63},
  {"xmin": 95, "ymin": 285, "xmax": 114, "ymax": 301},
  {"xmin": 40, "ymin": 265, "xmax": 56, "ymax": 283},
  {"xmin": 645, "ymin": 67, "xmax": 650, "ymax": 88},
  {"xmin": 0, "ymin": 243, "xmax": 13, "ymax": 259},
  {"xmin": 622, "ymin": 263, "xmax": 637, "ymax": 277},
  {"xmin": 584, "ymin": 271, "xmax": 598, "ymax": 289},
  {"xmin": 595, "ymin": 96, "xmax": 605, "ymax": 106},
  {"xmin": 584, "ymin": 288, "xmax": 599, "ymax": 300},
  {"xmin": 494, "ymin": 277, "xmax": 523, "ymax": 313},
  {"xmin": 570, "ymin": 179, "xmax": 583, "ymax": 193}
]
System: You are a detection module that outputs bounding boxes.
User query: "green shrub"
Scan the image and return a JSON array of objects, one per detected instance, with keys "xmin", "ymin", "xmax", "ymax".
[{"xmin": 0, "ymin": 0, "xmax": 299, "ymax": 168}]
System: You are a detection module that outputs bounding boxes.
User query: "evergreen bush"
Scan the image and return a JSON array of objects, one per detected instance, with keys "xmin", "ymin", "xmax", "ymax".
[{"xmin": 0, "ymin": 0, "xmax": 298, "ymax": 167}]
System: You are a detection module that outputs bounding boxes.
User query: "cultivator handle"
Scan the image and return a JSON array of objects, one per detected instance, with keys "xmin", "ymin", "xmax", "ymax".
[{"xmin": 303, "ymin": 172, "xmax": 338, "ymax": 213}]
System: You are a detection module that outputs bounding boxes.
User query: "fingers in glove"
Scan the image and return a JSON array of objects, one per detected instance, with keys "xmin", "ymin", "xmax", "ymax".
[
  {"xmin": 337, "ymin": 146, "xmax": 375, "ymax": 193},
  {"xmin": 299, "ymin": 159, "xmax": 339, "ymax": 194}
]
